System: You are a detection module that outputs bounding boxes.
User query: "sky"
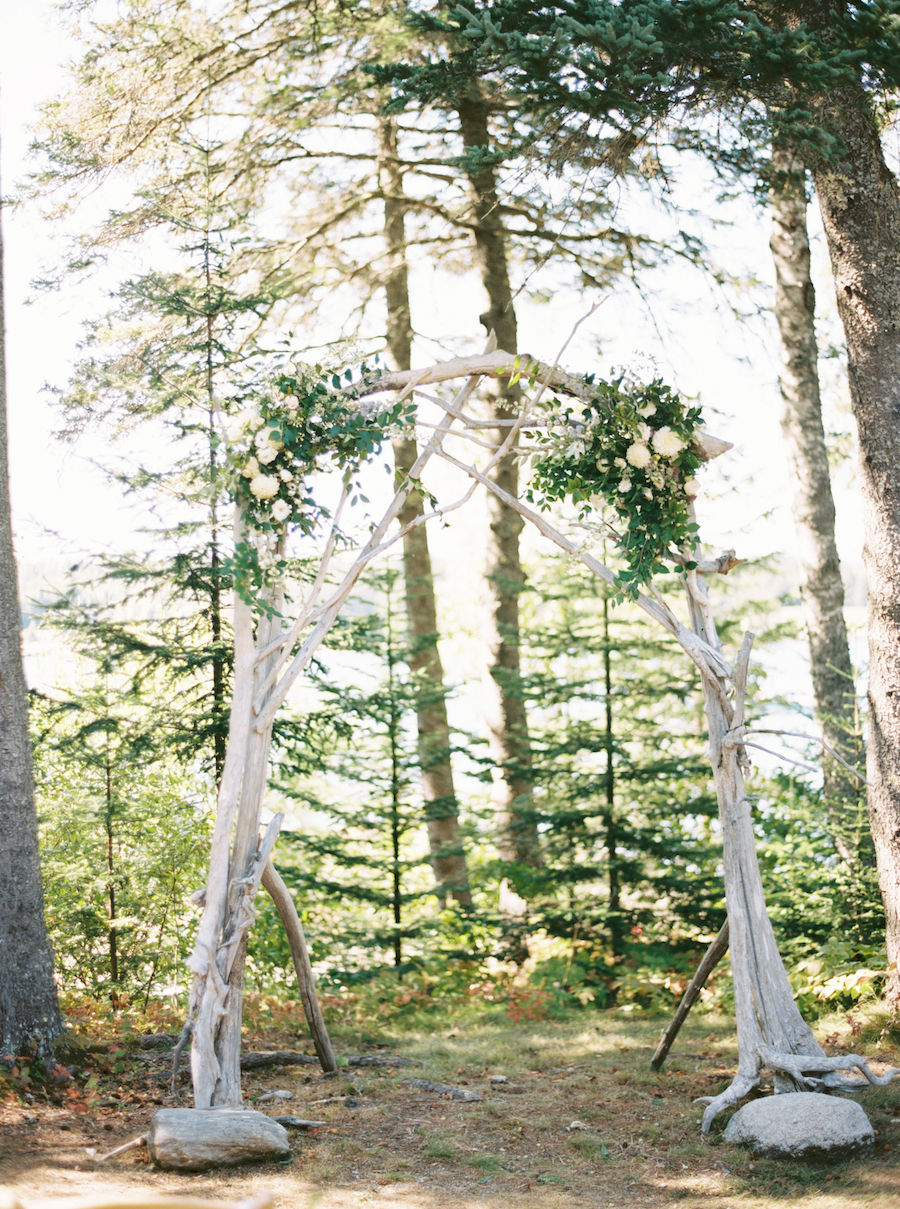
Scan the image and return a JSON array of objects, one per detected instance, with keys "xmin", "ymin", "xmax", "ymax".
[
  {"xmin": 0, "ymin": 0, "xmax": 869, "ymax": 727},
  {"xmin": 3, "ymin": 1, "xmax": 137, "ymax": 578}
]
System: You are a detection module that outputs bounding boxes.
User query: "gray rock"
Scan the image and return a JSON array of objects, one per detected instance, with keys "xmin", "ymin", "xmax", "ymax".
[
  {"xmin": 147, "ymin": 1107, "xmax": 291, "ymax": 1170},
  {"xmin": 723, "ymin": 1092, "xmax": 874, "ymax": 1161}
]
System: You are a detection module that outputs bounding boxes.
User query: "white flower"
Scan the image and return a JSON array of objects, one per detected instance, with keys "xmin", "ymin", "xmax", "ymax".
[
  {"xmin": 225, "ymin": 407, "xmax": 258, "ymax": 441},
  {"xmin": 638, "ymin": 404, "xmax": 656, "ymax": 418},
  {"xmin": 279, "ymin": 468, "xmax": 294, "ymax": 483},
  {"xmin": 638, "ymin": 423, "xmax": 651, "ymax": 440},
  {"xmin": 257, "ymin": 443, "xmax": 280, "ymax": 465},
  {"xmin": 617, "ymin": 478, "xmax": 632, "ymax": 494},
  {"xmin": 282, "ymin": 398, "xmax": 299, "ymax": 414},
  {"xmin": 271, "ymin": 498, "xmax": 291, "ymax": 523},
  {"xmin": 644, "ymin": 488, "xmax": 653, "ymax": 499},
  {"xmin": 249, "ymin": 473, "xmax": 279, "ymax": 500},
  {"xmin": 684, "ymin": 476, "xmax": 700, "ymax": 498},
  {"xmin": 625, "ymin": 441, "xmax": 651, "ymax": 469},
  {"xmin": 651, "ymin": 427, "xmax": 685, "ymax": 458},
  {"xmin": 614, "ymin": 457, "xmax": 627, "ymax": 469},
  {"xmin": 241, "ymin": 456, "xmax": 260, "ymax": 479},
  {"xmin": 255, "ymin": 426, "xmax": 283, "ymax": 450}
]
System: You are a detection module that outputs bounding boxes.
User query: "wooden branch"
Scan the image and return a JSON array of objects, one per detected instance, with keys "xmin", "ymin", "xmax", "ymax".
[
  {"xmin": 746, "ymin": 728, "xmax": 869, "ymax": 785},
  {"xmin": 255, "ymin": 362, "xmax": 492, "ymax": 729},
  {"xmin": 261, "ymin": 861, "xmax": 338, "ymax": 1074},
  {"xmin": 356, "ymin": 349, "xmax": 732, "ymax": 461},
  {"xmin": 92, "ymin": 1135, "xmax": 148, "ymax": 1163},
  {"xmin": 252, "ymin": 472, "xmax": 353, "ymax": 671},
  {"xmin": 241, "ymin": 1050, "xmax": 420, "ymax": 1070},
  {"xmin": 671, "ymin": 548, "xmax": 742, "ymax": 574},
  {"xmin": 435, "ymin": 443, "xmax": 734, "ymax": 689},
  {"xmin": 650, "ymin": 922, "xmax": 729, "ymax": 1071}
]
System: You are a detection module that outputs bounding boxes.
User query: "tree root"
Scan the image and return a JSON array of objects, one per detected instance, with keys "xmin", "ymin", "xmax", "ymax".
[
  {"xmin": 695, "ymin": 1071, "xmax": 760, "ymax": 1133},
  {"xmin": 696, "ymin": 1047, "xmax": 900, "ymax": 1132},
  {"xmin": 759, "ymin": 1045, "xmax": 900, "ymax": 1091}
]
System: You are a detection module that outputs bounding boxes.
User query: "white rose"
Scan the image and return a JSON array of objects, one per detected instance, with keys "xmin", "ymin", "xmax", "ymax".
[
  {"xmin": 651, "ymin": 427, "xmax": 685, "ymax": 458},
  {"xmin": 271, "ymin": 498, "xmax": 291, "ymax": 523},
  {"xmin": 249, "ymin": 473, "xmax": 279, "ymax": 500},
  {"xmin": 684, "ymin": 476, "xmax": 700, "ymax": 498},
  {"xmin": 257, "ymin": 443, "xmax": 280, "ymax": 465},
  {"xmin": 279, "ymin": 468, "xmax": 294, "ymax": 482},
  {"xmin": 283, "ymin": 398, "xmax": 299, "ymax": 414},
  {"xmin": 625, "ymin": 441, "xmax": 651, "ymax": 469},
  {"xmin": 241, "ymin": 456, "xmax": 260, "ymax": 479},
  {"xmin": 617, "ymin": 478, "xmax": 632, "ymax": 494},
  {"xmin": 224, "ymin": 414, "xmax": 247, "ymax": 442},
  {"xmin": 255, "ymin": 426, "xmax": 283, "ymax": 450},
  {"xmin": 227, "ymin": 406, "xmax": 259, "ymax": 439}
]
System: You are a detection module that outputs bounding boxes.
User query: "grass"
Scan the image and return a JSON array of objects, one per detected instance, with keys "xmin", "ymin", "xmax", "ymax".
[{"xmin": 1, "ymin": 1000, "xmax": 898, "ymax": 1209}]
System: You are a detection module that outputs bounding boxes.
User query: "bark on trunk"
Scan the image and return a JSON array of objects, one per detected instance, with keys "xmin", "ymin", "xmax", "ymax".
[
  {"xmin": 377, "ymin": 116, "xmax": 472, "ymax": 906},
  {"xmin": 796, "ymin": 58, "xmax": 900, "ymax": 1005},
  {"xmin": 768, "ymin": 142, "xmax": 860, "ymax": 864},
  {"xmin": 0, "ymin": 137, "xmax": 64, "ymax": 1059},
  {"xmin": 456, "ymin": 90, "xmax": 540, "ymax": 870}
]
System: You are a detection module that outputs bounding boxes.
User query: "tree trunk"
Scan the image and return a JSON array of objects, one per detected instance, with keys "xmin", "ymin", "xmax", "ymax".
[
  {"xmin": 600, "ymin": 588, "xmax": 623, "ymax": 956},
  {"xmin": 797, "ymin": 59, "xmax": 900, "ymax": 1006},
  {"xmin": 768, "ymin": 142, "xmax": 860, "ymax": 864},
  {"xmin": 377, "ymin": 115, "xmax": 472, "ymax": 907},
  {"xmin": 0, "ymin": 134, "xmax": 64, "ymax": 1060},
  {"xmin": 457, "ymin": 90, "xmax": 540, "ymax": 871},
  {"xmin": 188, "ymin": 517, "xmax": 281, "ymax": 1107}
]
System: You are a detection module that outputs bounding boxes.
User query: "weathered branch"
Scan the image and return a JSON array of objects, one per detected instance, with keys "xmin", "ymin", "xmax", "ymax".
[
  {"xmin": 650, "ymin": 922, "xmax": 730, "ymax": 1071},
  {"xmin": 261, "ymin": 861, "xmax": 337, "ymax": 1074},
  {"xmin": 356, "ymin": 349, "xmax": 732, "ymax": 461}
]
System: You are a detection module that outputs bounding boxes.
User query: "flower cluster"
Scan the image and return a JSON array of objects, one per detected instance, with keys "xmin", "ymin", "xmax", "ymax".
[
  {"xmin": 528, "ymin": 377, "xmax": 703, "ymax": 595},
  {"xmin": 225, "ymin": 366, "xmax": 407, "ymax": 537}
]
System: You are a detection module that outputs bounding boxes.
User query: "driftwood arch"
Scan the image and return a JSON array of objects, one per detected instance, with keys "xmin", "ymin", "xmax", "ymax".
[{"xmin": 186, "ymin": 342, "xmax": 898, "ymax": 1129}]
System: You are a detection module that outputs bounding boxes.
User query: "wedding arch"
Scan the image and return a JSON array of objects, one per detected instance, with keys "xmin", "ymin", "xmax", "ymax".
[{"xmin": 183, "ymin": 337, "xmax": 897, "ymax": 1130}]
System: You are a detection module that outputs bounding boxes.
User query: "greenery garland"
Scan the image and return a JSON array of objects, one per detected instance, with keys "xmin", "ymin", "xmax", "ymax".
[
  {"xmin": 222, "ymin": 364, "xmax": 411, "ymax": 601},
  {"xmin": 527, "ymin": 377, "xmax": 703, "ymax": 597},
  {"xmin": 226, "ymin": 366, "xmax": 409, "ymax": 533},
  {"xmin": 223, "ymin": 361, "xmax": 702, "ymax": 604}
]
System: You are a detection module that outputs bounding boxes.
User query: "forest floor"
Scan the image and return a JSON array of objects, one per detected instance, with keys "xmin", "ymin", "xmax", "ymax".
[{"xmin": 1, "ymin": 1007, "xmax": 899, "ymax": 1209}]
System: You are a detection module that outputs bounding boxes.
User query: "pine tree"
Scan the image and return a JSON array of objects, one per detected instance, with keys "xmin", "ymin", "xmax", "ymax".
[
  {"xmin": 52, "ymin": 142, "xmax": 290, "ymax": 781},
  {"xmin": 520, "ymin": 561, "xmax": 722, "ymax": 970},
  {"xmin": 33, "ymin": 660, "xmax": 211, "ymax": 1009},
  {"xmin": 272, "ymin": 570, "xmax": 441, "ymax": 976},
  {"xmin": 383, "ymin": 0, "xmax": 900, "ymax": 1007}
]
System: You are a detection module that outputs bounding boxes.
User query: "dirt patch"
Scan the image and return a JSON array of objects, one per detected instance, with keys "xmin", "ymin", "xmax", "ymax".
[{"xmin": 2, "ymin": 1012, "xmax": 898, "ymax": 1209}]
